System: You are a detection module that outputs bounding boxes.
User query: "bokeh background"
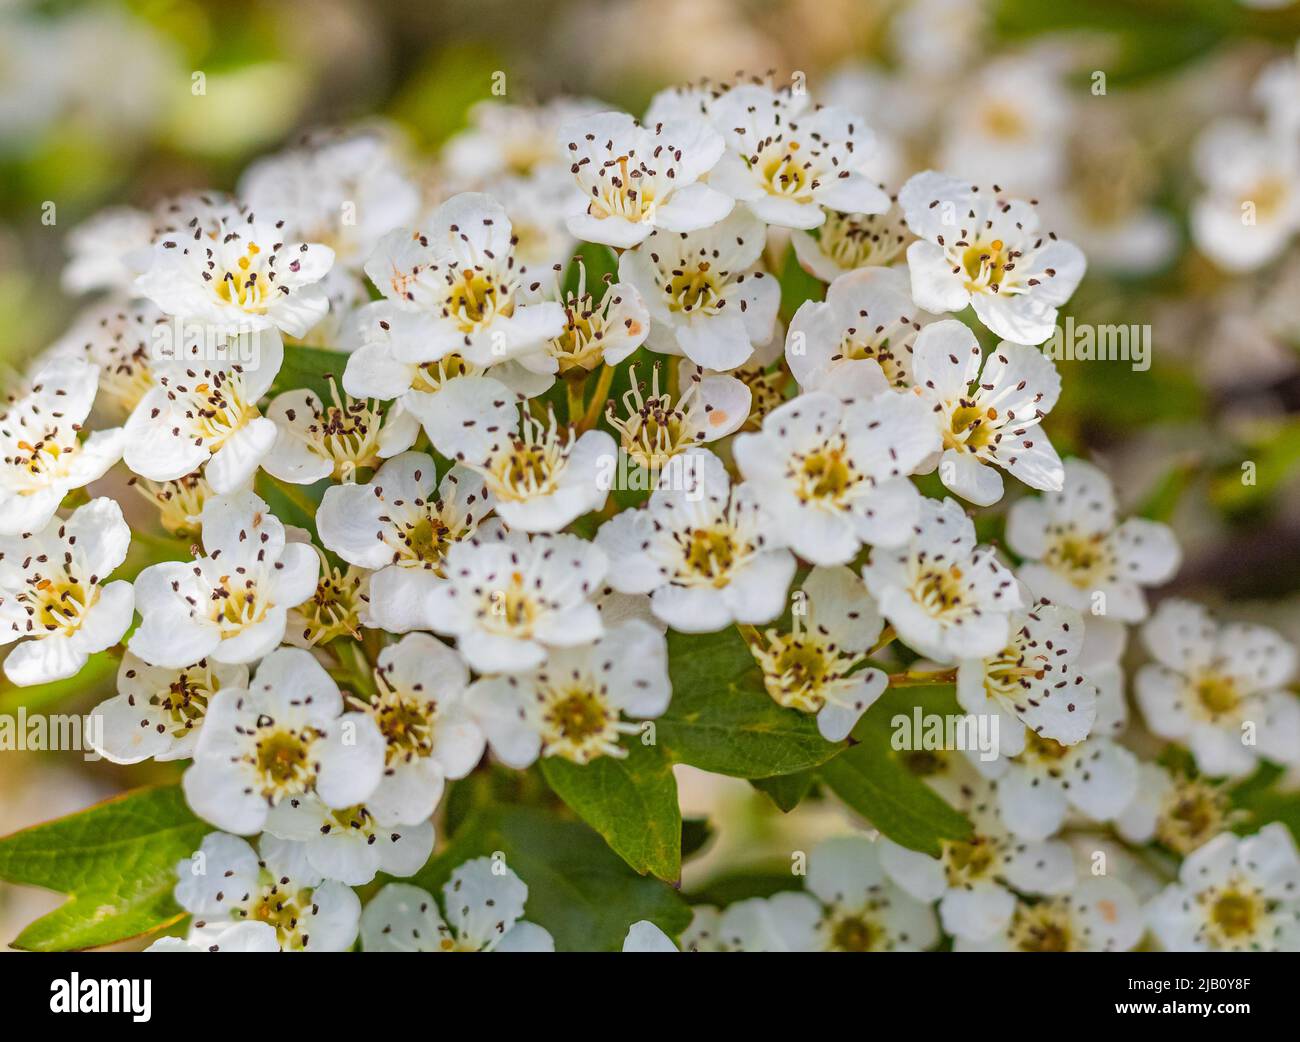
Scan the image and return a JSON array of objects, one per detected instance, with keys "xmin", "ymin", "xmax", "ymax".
[{"xmin": 3, "ymin": 0, "xmax": 1300, "ymax": 946}]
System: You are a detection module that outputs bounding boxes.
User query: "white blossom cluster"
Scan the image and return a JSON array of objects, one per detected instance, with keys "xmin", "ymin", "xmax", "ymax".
[{"xmin": 9, "ymin": 65, "xmax": 1300, "ymax": 954}]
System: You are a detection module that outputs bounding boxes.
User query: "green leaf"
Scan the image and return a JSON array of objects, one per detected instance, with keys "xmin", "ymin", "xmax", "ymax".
[
  {"xmin": 410, "ymin": 804, "xmax": 690, "ymax": 951},
  {"xmin": 540, "ymin": 738, "xmax": 682, "ymax": 881},
  {"xmin": 690, "ymin": 866, "xmax": 802, "ymax": 906},
  {"xmin": 658, "ymin": 627, "xmax": 843, "ymax": 778},
  {"xmin": 272, "ymin": 343, "xmax": 352, "ymax": 403},
  {"xmin": 818, "ymin": 686, "xmax": 974, "ymax": 856},
  {"xmin": 0, "ymin": 786, "xmax": 207, "ymax": 951},
  {"xmin": 751, "ymin": 771, "xmax": 815, "ymax": 813},
  {"xmin": 778, "ymin": 243, "xmax": 825, "ymax": 322}
]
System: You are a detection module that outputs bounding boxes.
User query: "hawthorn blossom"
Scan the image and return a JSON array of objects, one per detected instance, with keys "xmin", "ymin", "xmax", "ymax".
[
  {"xmin": 0, "ymin": 357, "xmax": 125, "ymax": 537},
  {"xmin": 789, "ymin": 199, "xmax": 911, "ymax": 282},
  {"xmin": 262, "ymin": 382, "xmax": 418, "ymax": 484},
  {"xmin": 264, "ymin": 798, "xmax": 435, "ymax": 887},
  {"xmin": 1192, "ymin": 119, "xmax": 1300, "ymax": 273},
  {"xmin": 363, "ymin": 192, "xmax": 565, "ymax": 368},
  {"xmin": 146, "ymin": 921, "xmax": 279, "ymax": 953},
  {"xmin": 361, "ymin": 858, "xmax": 554, "ymax": 952},
  {"xmin": 122, "ymin": 328, "xmax": 283, "ymax": 494},
  {"xmin": 595, "ymin": 448, "xmax": 795, "ymax": 633},
  {"xmin": 878, "ymin": 779, "xmax": 1076, "ymax": 942},
  {"xmin": 1006, "ymin": 457, "xmax": 1180, "ymax": 622},
  {"xmin": 135, "ymin": 206, "xmax": 335, "ymax": 338},
  {"xmin": 546, "ymin": 268, "xmax": 650, "ymax": 373},
  {"xmin": 909, "ymin": 319, "xmax": 1064, "ymax": 506},
  {"xmin": 1147, "ymin": 823, "xmax": 1300, "ymax": 952},
  {"xmin": 1115, "ymin": 764, "xmax": 1236, "ymax": 856},
  {"xmin": 716, "ymin": 893, "xmax": 822, "ymax": 952},
  {"xmin": 422, "ymin": 375, "xmax": 615, "ymax": 533},
  {"xmin": 90, "ymin": 653, "xmax": 249, "ymax": 764},
  {"xmin": 316, "ymin": 453, "xmax": 493, "ymax": 633},
  {"xmin": 707, "ymin": 84, "xmax": 888, "ymax": 229},
  {"xmin": 619, "ymin": 208, "xmax": 779, "ymax": 370},
  {"xmin": 472, "ymin": 620, "xmax": 670, "ymax": 767},
  {"xmin": 130, "ymin": 491, "xmax": 319, "ymax": 668},
  {"xmin": 805, "ymin": 836, "xmax": 940, "ymax": 951},
  {"xmin": 605, "ymin": 362, "xmax": 750, "ymax": 472},
  {"xmin": 352, "ymin": 632, "xmax": 485, "ymax": 825},
  {"xmin": 46, "ymin": 297, "xmax": 167, "ymax": 419},
  {"xmin": 1136, "ymin": 599, "xmax": 1300, "ymax": 778},
  {"xmin": 785, "ymin": 265, "xmax": 926, "ymax": 395},
  {"xmin": 745, "ymin": 566, "xmax": 888, "ymax": 741},
  {"xmin": 732, "ymin": 389, "xmax": 938, "ymax": 565},
  {"xmin": 174, "ymin": 832, "xmax": 362, "ymax": 952},
  {"xmin": 862, "ymin": 496, "xmax": 1021, "ymax": 663},
  {"xmin": 956, "ymin": 601, "xmax": 1098, "ymax": 757},
  {"xmin": 446, "ymin": 97, "xmax": 603, "ymax": 183},
  {"xmin": 955, "ymin": 877, "xmax": 1144, "ymax": 952},
  {"xmin": 623, "ymin": 920, "xmax": 679, "ymax": 952},
  {"xmin": 0, "ymin": 498, "xmax": 133, "ymax": 686},
  {"xmin": 425, "ymin": 526, "xmax": 607, "ymax": 673},
  {"xmin": 898, "ymin": 171, "xmax": 1086, "ymax": 346},
  {"xmin": 182, "ymin": 647, "xmax": 385, "ymax": 835},
  {"xmin": 558, "ymin": 110, "xmax": 732, "ymax": 248}
]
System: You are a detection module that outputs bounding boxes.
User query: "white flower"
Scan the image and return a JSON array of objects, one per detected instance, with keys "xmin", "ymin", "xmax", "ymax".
[
  {"xmin": 262, "ymin": 382, "xmax": 418, "ymax": 484},
  {"xmin": 862, "ymin": 496, "xmax": 1021, "ymax": 663},
  {"xmin": 316, "ymin": 453, "xmax": 493, "ymax": 634},
  {"xmin": 558, "ymin": 110, "xmax": 732, "ymax": 248},
  {"xmin": 909, "ymin": 319, "xmax": 1064, "ymax": 506},
  {"xmin": 426, "ymin": 526, "xmax": 607, "ymax": 674},
  {"xmin": 3, "ymin": 501, "xmax": 122, "ymax": 691},
  {"xmin": 1115, "ymin": 763, "xmax": 1235, "ymax": 856},
  {"xmin": 805, "ymin": 836, "xmax": 940, "ymax": 951},
  {"xmin": 361, "ymin": 857, "xmax": 554, "ymax": 952},
  {"xmin": 1192, "ymin": 119, "xmax": 1300, "ymax": 273},
  {"xmin": 128, "ymin": 470, "xmax": 221, "ymax": 540},
  {"xmin": 174, "ymin": 832, "xmax": 361, "ymax": 952},
  {"xmin": 363, "ymin": 192, "xmax": 565, "ymax": 368},
  {"xmin": 62, "ymin": 206, "xmax": 156, "ymax": 296},
  {"xmin": 707, "ymin": 85, "xmax": 888, "ymax": 229},
  {"xmin": 974, "ymin": 726, "xmax": 1139, "ymax": 842},
  {"xmin": 340, "ymin": 301, "xmax": 555, "ymax": 433},
  {"xmin": 956, "ymin": 601, "xmax": 1098, "ymax": 757},
  {"xmin": 352, "ymin": 632, "xmax": 485, "ymax": 826},
  {"xmin": 785, "ymin": 265, "xmax": 926, "ymax": 395},
  {"xmin": 46, "ymin": 297, "xmax": 166, "ymax": 419},
  {"xmin": 146, "ymin": 921, "xmax": 279, "ymax": 953},
  {"xmin": 90, "ymin": 653, "xmax": 248, "ymax": 764},
  {"xmin": 622, "ymin": 920, "xmax": 679, "ymax": 952},
  {"xmin": 596, "ymin": 448, "xmax": 795, "ymax": 633},
  {"xmin": 605, "ymin": 361, "xmax": 750, "ymax": 471},
  {"xmin": 1147, "ymin": 823, "xmax": 1300, "ymax": 952},
  {"xmin": 135, "ymin": 207, "xmax": 335, "ymax": 338},
  {"xmin": 789, "ymin": 199, "xmax": 911, "ymax": 282},
  {"xmin": 484, "ymin": 170, "xmax": 584, "ymax": 275},
  {"xmin": 422, "ymin": 376, "xmax": 615, "ymax": 533},
  {"xmin": 937, "ymin": 55, "xmax": 1071, "ymax": 195},
  {"xmin": 472, "ymin": 620, "xmax": 670, "ymax": 767},
  {"xmin": 1136, "ymin": 599, "xmax": 1300, "ymax": 778},
  {"xmin": 0, "ymin": 357, "xmax": 125, "ymax": 536},
  {"xmin": 122, "ymin": 328, "xmax": 284, "ymax": 494},
  {"xmin": 0, "ymin": 498, "xmax": 134, "ymax": 686},
  {"xmin": 239, "ymin": 126, "xmax": 420, "ymax": 272},
  {"xmin": 733, "ymin": 389, "xmax": 938, "ymax": 565},
  {"xmin": 879, "ymin": 779, "xmax": 1076, "ymax": 942},
  {"xmin": 899, "ymin": 171, "xmax": 1086, "ymax": 346},
  {"xmin": 264, "ymin": 798, "xmax": 434, "ymax": 887},
  {"xmin": 619, "ymin": 208, "xmax": 779, "ymax": 370},
  {"xmin": 547, "ymin": 267, "xmax": 650, "ymax": 373},
  {"xmin": 445, "ymin": 97, "xmax": 603, "ymax": 184},
  {"xmin": 182, "ymin": 647, "xmax": 385, "ymax": 834},
  {"xmin": 746, "ymin": 566, "xmax": 889, "ymax": 741},
  {"xmin": 130, "ymin": 491, "xmax": 319, "ymax": 668},
  {"xmin": 1006, "ymin": 458, "xmax": 1181, "ymax": 622},
  {"xmin": 956, "ymin": 877, "xmax": 1144, "ymax": 952},
  {"xmin": 716, "ymin": 892, "xmax": 822, "ymax": 952}
]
